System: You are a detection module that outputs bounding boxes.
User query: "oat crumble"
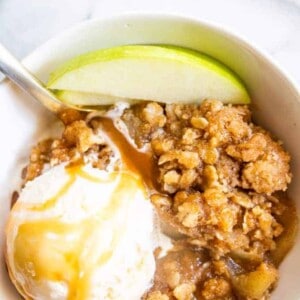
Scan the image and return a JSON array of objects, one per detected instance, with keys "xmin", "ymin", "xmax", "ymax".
[{"xmin": 17, "ymin": 100, "xmax": 297, "ymax": 300}]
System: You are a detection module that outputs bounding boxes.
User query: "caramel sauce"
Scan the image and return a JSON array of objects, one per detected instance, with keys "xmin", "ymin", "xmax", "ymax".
[
  {"xmin": 14, "ymin": 165, "xmax": 145, "ymax": 300},
  {"xmin": 99, "ymin": 117, "xmax": 159, "ymax": 191}
]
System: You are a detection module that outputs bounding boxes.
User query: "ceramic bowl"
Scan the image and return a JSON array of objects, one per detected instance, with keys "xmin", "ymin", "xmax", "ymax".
[{"xmin": 0, "ymin": 14, "xmax": 299, "ymax": 299}]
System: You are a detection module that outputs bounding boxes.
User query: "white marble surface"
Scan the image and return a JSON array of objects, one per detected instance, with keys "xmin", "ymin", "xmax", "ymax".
[{"xmin": 0, "ymin": 0, "xmax": 300, "ymax": 84}]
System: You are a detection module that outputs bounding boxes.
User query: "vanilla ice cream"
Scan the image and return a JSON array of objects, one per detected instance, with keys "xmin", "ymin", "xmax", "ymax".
[{"xmin": 5, "ymin": 164, "xmax": 156, "ymax": 300}]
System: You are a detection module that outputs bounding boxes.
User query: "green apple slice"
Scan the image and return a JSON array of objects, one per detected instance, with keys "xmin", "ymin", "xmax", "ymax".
[
  {"xmin": 48, "ymin": 45, "xmax": 250, "ymax": 105},
  {"xmin": 55, "ymin": 90, "xmax": 135, "ymax": 105}
]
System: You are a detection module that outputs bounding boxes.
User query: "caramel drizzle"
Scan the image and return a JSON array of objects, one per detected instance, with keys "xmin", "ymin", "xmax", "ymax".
[
  {"xmin": 99, "ymin": 117, "xmax": 159, "ymax": 191},
  {"xmin": 14, "ymin": 166, "xmax": 143, "ymax": 300}
]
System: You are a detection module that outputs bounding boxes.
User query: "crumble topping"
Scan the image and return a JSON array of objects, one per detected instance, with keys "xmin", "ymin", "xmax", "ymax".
[
  {"xmin": 17, "ymin": 100, "xmax": 296, "ymax": 300},
  {"xmin": 24, "ymin": 111, "xmax": 115, "ymax": 182}
]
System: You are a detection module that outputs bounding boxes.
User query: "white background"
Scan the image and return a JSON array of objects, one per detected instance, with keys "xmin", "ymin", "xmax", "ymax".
[{"xmin": 0, "ymin": 0, "xmax": 300, "ymax": 83}]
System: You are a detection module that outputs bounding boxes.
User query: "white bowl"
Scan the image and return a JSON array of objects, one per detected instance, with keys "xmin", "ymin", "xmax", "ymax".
[{"xmin": 0, "ymin": 14, "xmax": 299, "ymax": 300}]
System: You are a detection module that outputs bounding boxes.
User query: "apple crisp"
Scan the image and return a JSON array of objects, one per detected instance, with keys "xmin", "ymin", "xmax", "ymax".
[{"xmin": 17, "ymin": 100, "xmax": 296, "ymax": 300}]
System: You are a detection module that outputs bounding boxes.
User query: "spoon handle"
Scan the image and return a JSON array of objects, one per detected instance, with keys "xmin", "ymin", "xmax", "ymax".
[{"xmin": 0, "ymin": 43, "xmax": 65, "ymax": 113}]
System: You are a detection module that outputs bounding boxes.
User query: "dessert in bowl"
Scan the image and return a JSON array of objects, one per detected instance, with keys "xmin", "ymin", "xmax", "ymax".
[{"xmin": 0, "ymin": 14, "xmax": 299, "ymax": 300}]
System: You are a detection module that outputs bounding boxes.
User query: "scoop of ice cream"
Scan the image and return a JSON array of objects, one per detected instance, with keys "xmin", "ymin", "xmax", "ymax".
[{"xmin": 5, "ymin": 164, "xmax": 156, "ymax": 300}]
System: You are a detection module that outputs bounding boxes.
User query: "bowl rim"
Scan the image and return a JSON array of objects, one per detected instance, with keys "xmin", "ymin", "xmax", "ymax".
[{"xmin": 20, "ymin": 12, "xmax": 300, "ymax": 100}]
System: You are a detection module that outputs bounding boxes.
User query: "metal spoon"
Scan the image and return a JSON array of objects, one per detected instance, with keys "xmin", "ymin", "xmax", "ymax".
[{"xmin": 0, "ymin": 43, "xmax": 91, "ymax": 114}]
